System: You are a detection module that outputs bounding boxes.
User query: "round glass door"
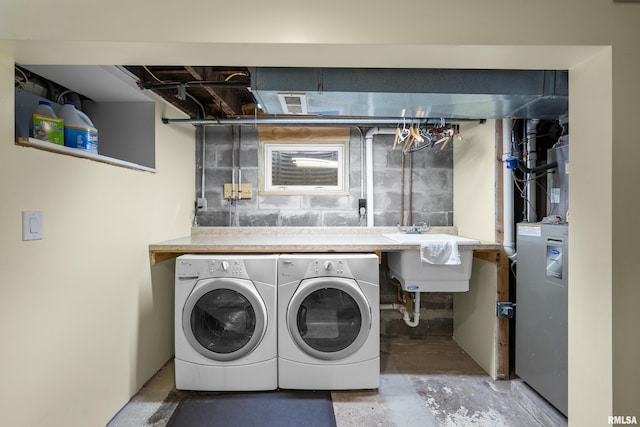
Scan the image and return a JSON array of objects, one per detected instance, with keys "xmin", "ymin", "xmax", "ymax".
[
  {"xmin": 183, "ymin": 278, "xmax": 267, "ymax": 361},
  {"xmin": 287, "ymin": 277, "xmax": 371, "ymax": 361}
]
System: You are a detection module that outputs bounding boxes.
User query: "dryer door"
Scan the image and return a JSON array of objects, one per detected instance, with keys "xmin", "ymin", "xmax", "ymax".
[
  {"xmin": 287, "ymin": 277, "xmax": 371, "ymax": 361},
  {"xmin": 183, "ymin": 278, "xmax": 267, "ymax": 361}
]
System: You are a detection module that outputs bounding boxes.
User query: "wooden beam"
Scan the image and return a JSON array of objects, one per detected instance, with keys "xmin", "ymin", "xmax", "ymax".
[
  {"xmin": 494, "ymin": 120, "xmax": 511, "ymax": 380},
  {"xmin": 495, "ymin": 249, "xmax": 510, "ymax": 380},
  {"xmin": 185, "ymin": 66, "xmax": 245, "ymax": 116},
  {"xmin": 473, "ymin": 250, "xmax": 499, "ymax": 264}
]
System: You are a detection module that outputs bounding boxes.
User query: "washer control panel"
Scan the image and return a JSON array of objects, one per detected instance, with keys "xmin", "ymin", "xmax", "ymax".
[
  {"xmin": 279, "ymin": 256, "xmax": 357, "ymax": 279},
  {"xmin": 308, "ymin": 257, "xmax": 352, "ymax": 278},
  {"xmin": 314, "ymin": 259, "xmax": 345, "ymax": 275}
]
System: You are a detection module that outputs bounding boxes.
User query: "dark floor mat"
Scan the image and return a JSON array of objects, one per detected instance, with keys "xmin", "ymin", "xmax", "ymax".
[{"xmin": 167, "ymin": 390, "xmax": 337, "ymax": 427}]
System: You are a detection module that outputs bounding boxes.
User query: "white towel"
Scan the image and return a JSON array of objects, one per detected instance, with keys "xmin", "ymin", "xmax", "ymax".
[{"xmin": 420, "ymin": 240, "xmax": 461, "ymax": 265}]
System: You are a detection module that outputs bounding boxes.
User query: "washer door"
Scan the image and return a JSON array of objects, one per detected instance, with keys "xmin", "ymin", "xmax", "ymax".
[
  {"xmin": 183, "ymin": 278, "xmax": 267, "ymax": 361},
  {"xmin": 287, "ymin": 277, "xmax": 371, "ymax": 361}
]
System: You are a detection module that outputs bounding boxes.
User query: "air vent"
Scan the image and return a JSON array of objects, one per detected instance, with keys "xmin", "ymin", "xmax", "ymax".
[{"xmin": 277, "ymin": 93, "xmax": 308, "ymax": 115}]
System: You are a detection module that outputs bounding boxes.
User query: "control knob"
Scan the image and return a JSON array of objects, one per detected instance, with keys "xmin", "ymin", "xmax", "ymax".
[{"xmin": 323, "ymin": 261, "xmax": 334, "ymax": 271}]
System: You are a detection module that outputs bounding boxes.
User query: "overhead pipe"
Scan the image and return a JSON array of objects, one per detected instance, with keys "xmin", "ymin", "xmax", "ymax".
[
  {"xmin": 162, "ymin": 116, "xmax": 483, "ymax": 127},
  {"xmin": 143, "ymin": 81, "xmax": 248, "ymax": 90}
]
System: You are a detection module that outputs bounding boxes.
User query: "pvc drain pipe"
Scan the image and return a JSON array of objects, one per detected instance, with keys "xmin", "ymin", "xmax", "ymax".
[{"xmin": 380, "ymin": 292, "xmax": 421, "ymax": 327}]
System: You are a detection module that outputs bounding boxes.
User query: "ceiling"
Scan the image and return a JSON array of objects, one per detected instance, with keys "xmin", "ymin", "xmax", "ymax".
[{"xmin": 123, "ymin": 66, "xmax": 568, "ymax": 122}]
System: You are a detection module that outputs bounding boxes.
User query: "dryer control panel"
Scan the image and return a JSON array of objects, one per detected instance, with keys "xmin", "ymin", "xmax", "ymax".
[
  {"xmin": 313, "ymin": 259, "xmax": 347, "ymax": 275},
  {"xmin": 279, "ymin": 256, "xmax": 354, "ymax": 279}
]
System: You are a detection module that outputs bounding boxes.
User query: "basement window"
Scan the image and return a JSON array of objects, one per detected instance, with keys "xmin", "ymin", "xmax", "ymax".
[{"xmin": 260, "ymin": 142, "xmax": 349, "ymax": 195}]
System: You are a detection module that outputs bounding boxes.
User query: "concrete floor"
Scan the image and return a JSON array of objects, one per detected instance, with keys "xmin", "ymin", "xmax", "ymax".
[{"xmin": 108, "ymin": 336, "xmax": 567, "ymax": 427}]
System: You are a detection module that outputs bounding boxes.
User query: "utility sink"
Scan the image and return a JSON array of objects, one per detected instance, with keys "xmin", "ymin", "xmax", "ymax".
[{"xmin": 383, "ymin": 233, "xmax": 480, "ymax": 292}]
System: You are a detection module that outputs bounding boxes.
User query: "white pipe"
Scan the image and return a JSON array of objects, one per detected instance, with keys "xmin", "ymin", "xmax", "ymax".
[
  {"xmin": 200, "ymin": 125, "xmax": 206, "ymax": 199},
  {"xmin": 380, "ymin": 303, "xmax": 404, "ymax": 310},
  {"xmin": 404, "ymin": 292, "xmax": 421, "ymax": 327},
  {"xmin": 364, "ymin": 127, "xmax": 396, "ymax": 227},
  {"xmin": 526, "ymin": 119, "xmax": 540, "ymax": 222},
  {"xmin": 359, "ymin": 128, "xmax": 365, "ymax": 200},
  {"xmin": 238, "ymin": 127, "xmax": 242, "ymax": 200},
  {"xmin": 502, "ymin": 119, "xmax": 516, "ymax": 258},
  {"xmin": 380, "ymin": 292, "xmax": 421, "ymax": 327}
]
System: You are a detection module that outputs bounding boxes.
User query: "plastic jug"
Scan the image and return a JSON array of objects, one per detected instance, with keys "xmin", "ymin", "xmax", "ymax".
[
  {"xmin": 59, "ymin": 102, "xmax": 98, "ymax": 153},
  {"xmin": 30, "ymin": 100, "xmax": 64, "ymax": 145}
]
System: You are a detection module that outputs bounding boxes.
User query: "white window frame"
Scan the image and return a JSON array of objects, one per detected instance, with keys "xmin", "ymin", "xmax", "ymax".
[{"xmin": 261, "ymin": 142, "xmax": 349, "ymax": 195}]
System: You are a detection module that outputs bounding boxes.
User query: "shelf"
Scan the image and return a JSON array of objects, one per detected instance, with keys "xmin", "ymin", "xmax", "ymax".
[{"xmin": 15, "ymin": 138, "xmax": 155, "ymax": 173}]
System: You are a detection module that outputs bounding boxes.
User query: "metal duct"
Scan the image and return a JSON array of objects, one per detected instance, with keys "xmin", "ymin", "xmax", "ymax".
[{"xmin": 250, "ymin": 67, "xmax": 568, "ymax": 120}]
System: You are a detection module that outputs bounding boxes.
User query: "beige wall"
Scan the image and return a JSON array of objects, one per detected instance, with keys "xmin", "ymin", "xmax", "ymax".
[
  {"xmin": 453, "ymin": 259, "xmax": 499, "ymax": 379},
  {"xmin": 452, "ymin": 120, "xmax": 498, "ymax": 379},
  {"xmin": 453, "ymin": 120, "xmax": 497, "ymax": 241},
  {"xmin": 0, "ymin": 44, "xmax": 195, "ymax": 425},
  {"xmin": 2, "ymin": 0, "xmax": 639, "ymax": 425}
]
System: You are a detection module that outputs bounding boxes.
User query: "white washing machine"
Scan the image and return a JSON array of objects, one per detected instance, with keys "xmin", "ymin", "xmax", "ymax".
[
  {"xmin": 277, "ymin": 253, "xmax": 380, "ymax": 390},
  {"xmin": 174, "ymin": 254, "xmax": 278, "ymax": 391}
]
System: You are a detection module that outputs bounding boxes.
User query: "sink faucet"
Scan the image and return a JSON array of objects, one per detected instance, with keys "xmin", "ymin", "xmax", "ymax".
[{"xmin": 397, "ymin": 222, "xmax": 430, "ymax": 234}]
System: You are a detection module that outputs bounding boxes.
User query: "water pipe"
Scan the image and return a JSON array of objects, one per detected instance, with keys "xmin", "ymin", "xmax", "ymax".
[
  {"xmin": 502, "ymin": 118, "xmax": 516, "ymax": 258},
  {"xmin": 364, "ymin": 127, "xmax": 396, "ymax": 227},
  {"xmin": 380, "ymin": 292, "xmax": 421, "ymax": 328},
  {"xmin": 526, "ymin": 119, "xmax": 540, "ymax": 222}
]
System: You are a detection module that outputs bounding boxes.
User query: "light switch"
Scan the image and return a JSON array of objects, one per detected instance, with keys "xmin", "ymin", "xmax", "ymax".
[{"xmin": 22, "ymin": 211, "xmax": 43, "ymax": 241}]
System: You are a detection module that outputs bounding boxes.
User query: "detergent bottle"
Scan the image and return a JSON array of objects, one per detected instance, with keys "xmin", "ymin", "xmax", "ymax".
[
  {"xmin": 30, "ymin": 100, "xmax": 64, "ymax": 145},
  {"xmin": 59, "ymin": 102, "xmax": 98, "ymax": 153}
]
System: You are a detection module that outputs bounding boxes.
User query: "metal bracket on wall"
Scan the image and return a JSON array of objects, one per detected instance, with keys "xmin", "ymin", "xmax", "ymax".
[{"xmin": 496, "ymin": 302, "xmax": 516, "ymax": 318}]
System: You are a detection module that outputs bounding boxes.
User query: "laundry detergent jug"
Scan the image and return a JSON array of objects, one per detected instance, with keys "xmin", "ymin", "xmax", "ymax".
[
  {"xmin": 59, "ymin": 102, "xmax": 98, "ymax": 153},
  {"xmin": 30, "ymin": 100, "xmax": 64, "ymax": 145}
]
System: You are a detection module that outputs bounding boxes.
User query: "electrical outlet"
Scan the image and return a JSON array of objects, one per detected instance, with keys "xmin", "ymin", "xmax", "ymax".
[
  {"xmin": 358, "ymin": 199, "xmax": 367, "ymax": 215},
  {"xmin": 496, "ymin": 302, "xmax": 516, "ymax": 318},
  {"xmin": 196, "ymin": 197, "xmax": 207, "ymax": 211}
]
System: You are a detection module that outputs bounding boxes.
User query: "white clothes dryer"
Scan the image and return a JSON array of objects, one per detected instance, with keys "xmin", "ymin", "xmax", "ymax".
[
  {"xmin": 277, "ymin": 253, "xmax": 380, "ymax": 390},
  {"xmin": 174, "ymin": 254, "xmax": 278, "ymax": 391}
]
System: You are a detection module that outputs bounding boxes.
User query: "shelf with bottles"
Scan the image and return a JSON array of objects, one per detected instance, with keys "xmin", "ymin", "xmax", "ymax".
[
  {"xmin": 15, "ymin": 137, "xmax": 155, "ymax": 172},
  {"xmin": 14, "ymin": 65, "xmax": 156, "ymax": 172}
]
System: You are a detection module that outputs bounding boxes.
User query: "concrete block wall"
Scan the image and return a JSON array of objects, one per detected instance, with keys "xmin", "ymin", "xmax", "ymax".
[
  {"xmin": 195, "ymin": 126, "xmax": 454, "ymax": 228},
  {"xmin": 194, "ymin": 125, "xmax": 455, "ymax": 337}
]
